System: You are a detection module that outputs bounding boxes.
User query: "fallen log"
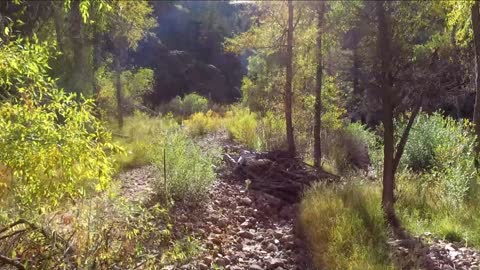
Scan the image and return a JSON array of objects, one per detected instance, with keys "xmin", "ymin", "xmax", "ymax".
[{"xmin": 224, "ymin": 150, "xmax": 339, "ymax": 203}]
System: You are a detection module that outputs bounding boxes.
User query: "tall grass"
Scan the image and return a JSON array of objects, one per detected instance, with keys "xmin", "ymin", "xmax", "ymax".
[
  {"xmin": 300, "ymin": 182, "xmax": 395, "ymax": 270},
  {"xmin": 115, "ymin": 112, "xmax": 219, "ymax": 202},
  {"xmin": 149, "ymin": 129, "xmax": 220, "ymax": 201},
  {"xmin": 113, "ymin": 112, "xmax": 178, "ymax": 170}
]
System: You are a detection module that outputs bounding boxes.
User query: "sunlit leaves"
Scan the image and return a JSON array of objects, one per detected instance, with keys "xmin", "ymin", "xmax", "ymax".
[
  {"xmin": 0, "ymin": 37, "xmax": 117, "ymax": 215},
  {"xmin": 108, "ymin": 0, "xmax": 157, "ymax": 50}
]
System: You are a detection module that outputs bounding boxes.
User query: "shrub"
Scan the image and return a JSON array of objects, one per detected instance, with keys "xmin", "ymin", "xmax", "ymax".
[
  {"xmin": 399, "ymin": 113, "xmax": 477, "ymax": 204},
  {"xmin": 114, "ymin": 113, "xmax": 218, "ymax": 201},
  {"xmin": 0, "ymin": 38, "xmax": 116, "ymax": 215},
  {"xmin": 225, "ymin": 106, "xmax": 260, "ymax": 149},
  {"xmin": 0, "ymin": 90, "xmax": 116, "ymax": 214},
  {"xmin": 258, "ymin": 111, "xmax": 286, "ymax": 151},
  {"xmin": 149, "ymin": 122, "xmax": 219, "ymax": 201},
  {"xmin": 300, "ymin": 183, "xmax": 394, "ymax": 269},
  {"xmin": 182, "ymin": 93, "xmax": 209, "ymax": 116},
  {"xmin": 322, "ymin": 122, "xmax": 380, "ymax": 175},
  {"xmin": 183, "ymin": 110, "xmax": 222, "ymax": 137},
  {"xmin": 159, "ymin": 93, "xmax": 209, "ymax": 117}
]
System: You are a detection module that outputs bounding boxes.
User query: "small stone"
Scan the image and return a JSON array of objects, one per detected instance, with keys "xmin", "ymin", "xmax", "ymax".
[
  {"xmin": 218, "ymin": 217, "xmax": 229, "ymax": 228},
  {"xmin": 197, "ymin": 263, "xmax": 209, "ymax": 270},
  {"xmin": 214, "ymin": 257, "xmax": 226, "ymax": 267},
  {"xmin": 266, "ymin": 243, "xmax": 278, "ymax": 252},
  {"xmin": 240, "ymin": 197, "xmax": 253, "ymax": 206},
  {"xmin": 211, "ymin": 237, "xmax": 222, "ymax": 246},
  {"xmin": 267, "ymin": 258, "xmax": 284, "ymax": 269},
  {"xmin": 203, "ymin": 257, "xmax": 213, "ymax": 266},
  {"xmin": 238, "ymin": 230, "xmax": 255, "ymax": 239},
  {"xmin": 249, "ymin": 264, "xmax": 263, "ymax": 270}
]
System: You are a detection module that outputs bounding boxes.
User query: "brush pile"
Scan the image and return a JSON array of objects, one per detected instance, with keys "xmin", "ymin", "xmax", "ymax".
[{"xmin": 224, "ymin": 150, "xmax": 339, "ymax": 203}]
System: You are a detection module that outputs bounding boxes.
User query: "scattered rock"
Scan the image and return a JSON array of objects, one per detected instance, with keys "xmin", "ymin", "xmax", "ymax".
[
  {"xmin": 240, "ymin": 197, "xmax": 253, "ymax": 206},
  {"xmin": 238, "ymin": 230, "xmax": 255, "ymax": 239}
]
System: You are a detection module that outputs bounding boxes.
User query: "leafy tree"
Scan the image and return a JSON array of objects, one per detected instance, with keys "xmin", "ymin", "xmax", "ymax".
[
  {"xmin": 0, "ymin": 36, "xmax": 116, "ymax": 215},
  {"xmin": 106, "ymin": 0, "xmax": 156, "ymax": 128}
]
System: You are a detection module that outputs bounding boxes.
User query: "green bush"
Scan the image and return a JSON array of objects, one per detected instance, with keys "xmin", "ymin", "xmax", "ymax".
[
  {"xmin": 183, "ymin": 110, "xmax": 222, "ymax": 137},
  {"xmin": 149, "ymin": 127, "xmax": 219, "ymax": 201},
  {"xmin": 300, "ymin": 183, "xmax": 394, "ymax": 269},
  {"xmin": 400, "ymin": 113, "xmax": 477, "ymax": 204},
  {"xmin": 115, "ymin": 113, "xmax": 218, "ymax": 201},
  {"xmin": 0, "ymin": 38, "xmax": 117, "ymax": 215},
  {"xmin": 225, "ymin": 106, "xmax": 260, "ymax": 150},
  {"xmin": 258, "ymin": 111, "xmax": 286, "ymax": 151},
  {"xmin": 159, "ymin": 93, "xmax": 209, "ymax": 117},
  {"xmin": 322, "ymin": 122, "xmax": 381, "ymax": 175}
]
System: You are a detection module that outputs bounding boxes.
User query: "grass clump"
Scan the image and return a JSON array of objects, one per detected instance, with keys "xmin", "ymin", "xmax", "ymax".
[
  {"xmin": 183, "ymin": 110, "xmax": 222, "ymax": 137},
  {"xmin": 150, "ymin": 129, "xmax": 220, "ymax": 201},
  {"xmin": 225, "ymin": 106, "xmax": 260, "ymax": 149},
  {"xmin": 114, "ymin": 112, "xmax": 219, "ymax": 202},
  {"xmin": 397, "ymin": 171, "xmax": 480, "ymax": 247},
  {"xmin": 225, "ymin": 106, "xmax": 286, "ymax": 151},
  {"xmin": 258, "ymin": 111, "xmax": 286, "ymax": 151},
  {"xmin": 114, "ymin": 112, "xmax": 178, "ymax": 170},
  {"xmin": 300, "ymin": 182, "xmax": 395, "ymax": 270}
]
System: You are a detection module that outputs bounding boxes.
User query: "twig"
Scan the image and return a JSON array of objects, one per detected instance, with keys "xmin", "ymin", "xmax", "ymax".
[
  {"xmin": 0, "ymin": 229, "xmax": 27, "ymax": 241},
  {"xmin": 0, "ymin": 254, "xmax": 26, "ymax": 270}
]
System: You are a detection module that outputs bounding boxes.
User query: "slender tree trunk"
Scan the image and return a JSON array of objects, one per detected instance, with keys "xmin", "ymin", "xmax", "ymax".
[
  {"xmin": 285, "ymin": 0, "xmax": 296, "ymax": 156},
  {"xmin": 115, "ymin": 47, "xmax": 124, "ymax": 129},
  {"xmin": 70, "ymin": 0, "xmax": 86, "ymax": 95},
  {"xmin": 313, "ymin": 3, "xmax": 325, "ymax": 168},
  {"xmin": 376, "ymin": 1, "xmax": 398, "ymax": 227},
  {"xmin": 352, "ymin": 47, "xmax": 360, "ymax": 96},
  {"xmin": 92, "ymin": 29, "xmax": 101, "ymax": 99},
  {"xmin": 471, "ymin": 1, "xmax": 480, "ymax": 155},
  {"xmin": 53, "ymin": 5, "xmax": 65, "ymax": 55}
]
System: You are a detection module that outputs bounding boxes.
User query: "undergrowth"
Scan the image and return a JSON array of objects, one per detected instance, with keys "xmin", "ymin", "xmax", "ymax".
[
  {"xmin": 115, "ymin": 112, "xmax": 219, "ymax": 202},
  {"xmin": 300, "ymin": 182, "xmax": 395, "ymax": 270}
]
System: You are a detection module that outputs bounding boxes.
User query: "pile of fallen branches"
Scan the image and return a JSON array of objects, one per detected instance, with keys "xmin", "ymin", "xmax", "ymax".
[{"xmin": 224, "ymin": 150, "xmax": 339, "ymax": 203}]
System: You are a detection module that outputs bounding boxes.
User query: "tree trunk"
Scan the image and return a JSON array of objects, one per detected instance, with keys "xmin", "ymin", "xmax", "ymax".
[
  {"xmin": 471, "ymin": 1, "xmax": 480, "ymax": 155},
  {"xmin": 313, "ymin": 3, "xmax": 325, "ymax": 168},
  {"xmin": 53, "ymin": 4, "xmax": 65, "ymax": 55},
  {"xmin": 285, "ymin": 0, "xmax": 296, "ymax": 156},
  {"xmin": 92, "ymin": 29, "xmax": 101, "ymax": 99},
  {"xmin": 115, "ymin": 47, "xmax": 124, "ymax": 129},
  {"xmin": 376, "ymin": 1, "xmax": 398, "ymax": 227},
  {"xmin": 70, "ymin": 0, "xmax": 86, "ymax": 95}
]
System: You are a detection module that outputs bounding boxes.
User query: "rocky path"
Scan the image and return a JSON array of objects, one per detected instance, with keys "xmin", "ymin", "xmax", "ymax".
[
  {"xmin": 391, "ymin": 234, "xmax": 480, "ymax": 270},
  {"xmin": 169, "ymin": 173, "xmax": 312, "ymax": 270},
  {"xmin": 118, "ymin": 132, "xmax": 313, "ymax": 269}
]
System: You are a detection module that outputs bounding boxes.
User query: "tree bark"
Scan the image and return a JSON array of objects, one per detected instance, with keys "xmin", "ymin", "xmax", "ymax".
[
  {"xmin": 393, "ymin": 99, "xmax": 422, "ymax": 174},
  {"xmin": 70, "ymin": 0, "xmax": 86, "ymax": 95},
  {"xmin": 313, "ymin": 3, "xmax": 325, "ymax": 168},
  {"xmin": 285, "ymin": 0, "xmax": 296, "ymax": 156},
  {"xmin": 471, "ymin": 1, "xmax": 480, "ymax": 155},
  {"xmin": 92, "ymin": 28, "xmax": 101, "ymax": 99},
  {"xmin": 115, "ymin": 47, "xmax": 124, "ymax": 129},
  {"xmin": 376, "ymin": 1, "xmax": 398, "ymax": 227}
]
